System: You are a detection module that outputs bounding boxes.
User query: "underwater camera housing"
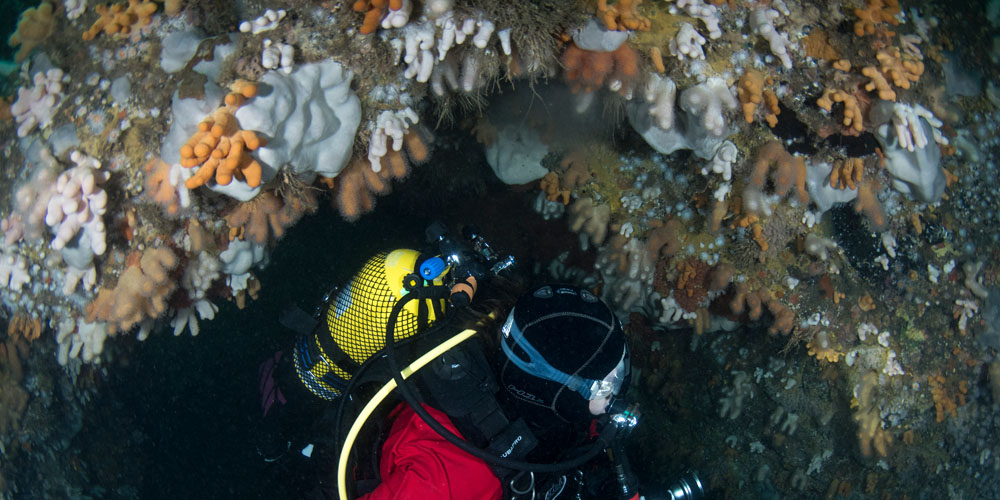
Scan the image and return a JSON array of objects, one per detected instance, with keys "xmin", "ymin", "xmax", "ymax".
[{"xmin": 421, "ymin": 221, "xmax": 516, "ymax": 306}]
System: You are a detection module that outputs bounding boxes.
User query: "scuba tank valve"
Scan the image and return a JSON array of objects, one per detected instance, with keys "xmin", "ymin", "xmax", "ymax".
[
  {"xmin": 424, "ymin": 221, "xmax": 515, "ymax": 306},
  {"xmin": 419, "ymin": 257, "xmax": 447, "ymax": 281}
]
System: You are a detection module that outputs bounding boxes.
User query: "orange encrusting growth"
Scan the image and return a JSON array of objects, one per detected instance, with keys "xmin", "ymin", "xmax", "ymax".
[
  {"xmin": 353, "ymin": 0, "xmax": 395, "ymax": 35},
  {"xmin": 928, "ymin": 373, "xmax": 967, "ymax": 423},
  {"xmin": 861, "ymin": 49, "xmax": 924, "ymax": 102},
  {"xmin": 817, "ymin": 89, "xmax": 864, "ymax": 133},
  {"xmin": 326, "ymin": 129, "xmax": 431, "ymax": 221},
  {"xmin": 830, "ymin": 158, "xmax": 864, "ymax": 191},
  {"xmin": 225, "ymin": 189, "xmax": 317, "ymax": 245},
  {"xmin": 8, "ymin": 314, "xmax": 42, "ymax": 343},
  {"xmin": 862, "ymin": 66, "xmax": 896, "ymax": 101},
  {"xmin": 762, "ymin": 90, "xmax": 780, "ymax": 127},
  {"xmin": 86, "ymin": 247, "xmax": 179, "ymax": 334},
  {"xmin": 737, "ymin": 70, "xmax": 779, "ymax": 127},
  {"xmin": 855, "ymin": 182, "xmax": 887, "ymax": 230},
  {"xmin": 853, "ymin": 0, "xmax": 900, "ymax": 37},
  {"xmin": 181, "ymin": 81, "xmax": 265, "ymax": 190},
  {"xmin": 597, "ymin": 0, "xmax": 651, "ymax": 32},
  {"xmin": 8, "ymin": 2, "xmax": 55, "ymax": 62},
  {"xmin": 737, "ymin": 69, "xmax": 764, "ymax": 124},
  {"xmin": 83, "ymin": 0, "xmax": 158, "ymax": 41},
  {"xmin": 751, "ymin": 141, "xmax": 809, "ymax": 205},
  {"xmin": 561, "ymin": 42, "xmax": 639, "ymax": 93},
  {"xmin": 144, "ymin": 158, "xmax": 182, "ymax": 215},
  {"xmin": 650, "ymin": 47, "xmax": 665, "ymax": 73},
  {"xmin": 540, "ymin": 172, "xmax": 571, "ymax": 205},
  {"xmin": 727, "ymin": 284, "xmax": 795, "ymax": 335}
]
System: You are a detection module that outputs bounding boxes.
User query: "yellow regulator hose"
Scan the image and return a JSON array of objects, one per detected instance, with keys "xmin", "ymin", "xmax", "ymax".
[{"xmin": 337, "ymin": 328, "xmax": 478, "ymax": 500}]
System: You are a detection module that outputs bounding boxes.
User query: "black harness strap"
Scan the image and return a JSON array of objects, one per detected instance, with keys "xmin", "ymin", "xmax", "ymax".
[{"xmin": 313, "ymin": 325, "xmax": 362, "ymax": 374}]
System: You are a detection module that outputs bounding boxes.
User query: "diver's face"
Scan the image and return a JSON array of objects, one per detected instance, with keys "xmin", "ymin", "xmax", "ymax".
[
  {"xmin": 589, "ymin": 394, "xmax": 612, "ymax": 415},
  {"xmin": 587, "ymin": 348, "xmax": 628, "ymax": 415},
  {"xmin": 587, "ymin": 365, "xmax": 621, "ymax": 415}
]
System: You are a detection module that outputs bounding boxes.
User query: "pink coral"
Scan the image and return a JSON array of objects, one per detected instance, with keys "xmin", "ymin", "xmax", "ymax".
[
  {"xmin": 11, "ymin": 68, "xmax": 63, "ymax": 138},
  {"xmin": 45, "ymin": 151, "xmax": 109, "ymax": 255}
]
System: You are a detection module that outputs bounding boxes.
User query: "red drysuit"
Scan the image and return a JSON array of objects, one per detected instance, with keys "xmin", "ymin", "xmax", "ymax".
[{"xmin": 358, "ymin": 403, "xmax": 503, "ymax": 500}]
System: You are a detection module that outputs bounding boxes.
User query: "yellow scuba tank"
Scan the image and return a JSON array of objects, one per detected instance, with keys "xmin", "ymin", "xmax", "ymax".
[{"xmin": 294, "ymin": 249, "xmax": 447, "ymax": 401}]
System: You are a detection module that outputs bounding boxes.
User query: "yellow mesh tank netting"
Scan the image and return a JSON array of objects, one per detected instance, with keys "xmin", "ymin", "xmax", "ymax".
[{"xmin": 295, "ymin": 249, "xmax": 445, "ymax": 400}]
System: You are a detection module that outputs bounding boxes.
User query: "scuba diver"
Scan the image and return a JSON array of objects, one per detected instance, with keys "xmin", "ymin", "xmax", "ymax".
[{"xmin": 257, "ymin": 222, "xmax": 704, "ymax": 500}]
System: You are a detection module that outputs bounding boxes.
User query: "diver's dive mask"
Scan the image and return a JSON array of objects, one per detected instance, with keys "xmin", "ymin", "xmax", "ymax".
[
  {"xmin": 501, "ymin": 312, "xmax": 629, "ymax": 401},
  {"xmin": 498, "ymin": 285, "xmax": 630, "ymax": 424}
]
